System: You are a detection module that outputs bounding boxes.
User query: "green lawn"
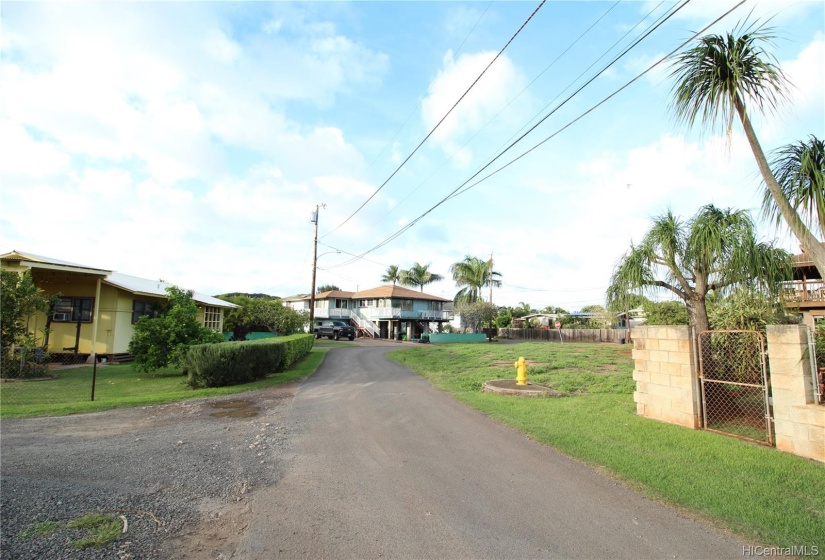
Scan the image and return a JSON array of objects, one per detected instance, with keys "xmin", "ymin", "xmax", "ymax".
[
  {"xmin": 0, "ymin": 347, "xmax": 330, "ymax": 418},
  {"xmin": 389, "ymin": 341, "xmax": 825, "ymax": 550}
]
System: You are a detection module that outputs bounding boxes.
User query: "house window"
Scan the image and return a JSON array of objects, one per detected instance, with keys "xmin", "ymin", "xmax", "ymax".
[
  {"xmin": 359, "ymin": 299, "xmax": 375, "ymax": 307},
  {"xmin": 392, "ymin": 299, "xmax": 413, "ymax": 311},
  {"xmin": 334, "ymin": 299, "xmax": 348, "ymax": 309},
  {"xmin": 52, "ymin": 297, "xmax": 94, "ymax": 323},
  {"xmin": 203, "ymin": 307, "xmax": 221, "ymax": 331},
  {"xmin": 132, "ymin": 301, "xmax": 158, "ymax": 323}
]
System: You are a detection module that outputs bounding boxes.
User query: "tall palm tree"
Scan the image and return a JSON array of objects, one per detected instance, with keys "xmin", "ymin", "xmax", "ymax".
[
  {"xmin": 669, "ymin": 22, "xmax": 825, "ymax": 277},
  {"xmin": 762, "ymin": 135, "xmax": 825, "ymax": 239},
  {"xmin": 381, "ymin": 264, "xmax": 402, "ymax": 286},
  {"xmin": 400, "ymin": 262, "xmax": 443, "ymax": 292},
  {"xmin": 449, "ymin": 255, "xmax": 502, "ymax": 304},
  {"xmin": 606, "ymin": 205, "xmax": 791, "ymax": 333}
]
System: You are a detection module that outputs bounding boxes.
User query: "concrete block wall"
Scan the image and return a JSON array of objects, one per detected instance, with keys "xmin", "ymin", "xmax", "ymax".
[
  {"xmin": 766, "ymin": 325, "xmax": 825, "ymax": 463},
  {"xmin": 632, "ymin": 326, "xmax": 701, "ymax": 429}
]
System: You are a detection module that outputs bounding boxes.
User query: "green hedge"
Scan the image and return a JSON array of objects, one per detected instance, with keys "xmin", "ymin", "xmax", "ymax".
[{"xmin": 184, "ymin": 334, "xmax": 314, "ymax": 388}]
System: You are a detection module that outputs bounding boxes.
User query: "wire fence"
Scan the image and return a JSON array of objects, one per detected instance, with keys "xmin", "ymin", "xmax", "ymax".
[{"xmin": 698, "ymin": 331, "xmax": 772, "ymax": 444}]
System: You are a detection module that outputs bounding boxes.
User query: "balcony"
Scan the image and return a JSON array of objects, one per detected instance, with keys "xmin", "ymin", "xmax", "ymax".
[
  {"xmin": 314, "ymin": 307, "xmax": 453, "ymax": 322},
  {"xmin": 782, "ymin": 280, "xmax": 825, "ymax": 308}
]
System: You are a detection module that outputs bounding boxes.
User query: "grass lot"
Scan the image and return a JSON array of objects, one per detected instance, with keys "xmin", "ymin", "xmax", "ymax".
[
  {"xmin": 0, "ymin": 346, "xmax": 332, "ymax": 418},
  {"xmin": 388, "ymin": 341, "xmax": 825, "ymax": 550}
]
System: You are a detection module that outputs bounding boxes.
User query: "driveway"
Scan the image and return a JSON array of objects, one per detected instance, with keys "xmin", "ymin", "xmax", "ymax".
[{"xmin": 1, "ymin": 344, "xmax": 749, "ymax": 559}]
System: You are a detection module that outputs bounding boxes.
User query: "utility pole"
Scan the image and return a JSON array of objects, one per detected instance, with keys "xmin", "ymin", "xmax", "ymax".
[{"xmin": 309, "ymin": 204, "xmax": 325, "ymax": 326}]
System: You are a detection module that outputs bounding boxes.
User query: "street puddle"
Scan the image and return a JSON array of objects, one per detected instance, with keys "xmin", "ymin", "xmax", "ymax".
[{"xmin": 211, "ymin": 400, "xmax": 260, "ymax": 418}]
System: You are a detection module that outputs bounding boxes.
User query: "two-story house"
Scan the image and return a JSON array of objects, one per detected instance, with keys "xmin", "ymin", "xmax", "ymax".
[{"xmin": 286, "ymin": 285, "xmax": 452, "ymax": 339}]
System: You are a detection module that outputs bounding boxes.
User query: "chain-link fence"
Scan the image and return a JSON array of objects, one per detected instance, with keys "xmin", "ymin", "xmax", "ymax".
[
  {"xmin": 810, "ymin": 325, "xmax": 825, "ymax": 405},
  {"xmin": 698, "ymin": 330, "xmax": 772, "ymax": 444}
]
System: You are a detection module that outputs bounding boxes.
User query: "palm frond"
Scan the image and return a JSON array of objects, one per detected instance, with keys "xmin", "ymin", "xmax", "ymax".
[
  {"xmin": 762, "ymin": 135, "xmax": 825, "ymax": 238},
  {"xmin": 669, "ymin": 21, "xmax": 788, "ymax": 134}
]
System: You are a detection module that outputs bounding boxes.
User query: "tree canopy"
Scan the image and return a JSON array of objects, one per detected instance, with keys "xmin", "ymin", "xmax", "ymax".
[
  {"xmin": 449, "ymin": 256, "xmax": 501, "ymax": 304},
  {"xmin": 129, "ymin": 286, "xmax": 224, "ymax": 372},
  {"xmin": 316, "ymin": 284, "xmax": 341, "ymax": 293},
  {"xmin": 606, "ymin": 205, "xmax": 791, "ymax": 333},
  {"xmin": 669, "ymin": 21, "xmax": 825, "ymax": 276},
  {"xmin": 762, "ymin": 135, "xmax": 825, "ymax": 240},
  {"xmin": 246, "ymin": 299, "xmax": 306, "ymax": 336},
  {"xmin": 400, "ymin": 262, "xmax": 443, "ymax": 292},
  {"xmin": 381, "ymin": 265, "xmax": 402, "ymax": 286}
]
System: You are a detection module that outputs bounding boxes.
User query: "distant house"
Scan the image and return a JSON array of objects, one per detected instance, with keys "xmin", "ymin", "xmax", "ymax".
[
  {"xmin": 283, "ymin": 293, "xmax": 312, "ymax": 314},
  {"xmin": 782, "ymin": 244, "xmax": 825, "ymax": 328},
  {"xmin": 291, "ymin": 285, "xmax": 452, "ymax": 339},
  {"xmin": 0, "ymin": 251, "xmax": 237, "ymax": 361}
]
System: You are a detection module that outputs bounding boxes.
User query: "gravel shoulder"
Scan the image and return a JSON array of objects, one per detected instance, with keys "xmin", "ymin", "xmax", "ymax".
[{"xmin": 0, "ymin": 382, "xmax": 301, "ymax": 560}]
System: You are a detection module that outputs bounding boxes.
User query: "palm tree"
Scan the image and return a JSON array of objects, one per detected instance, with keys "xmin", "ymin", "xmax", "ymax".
[
  {"xmin": 606, "ymin": 205, "xmax": 791, "ymax": 333},
  {"xmin": 449, "ymin": 256, "xmax": 502, "ymax": 304},
  {"xmin": 669, "ymin": 22, "xmax": 825, "ymax": 278},
  {"xmin": 762, "ymin": 135, "xmax": 825, "ymax": 239},
  {"xmin": 381, "ymin": 264, "xmax": 402, "ymax": 286},
  {"xmin": 400, "ymin": 262, "xmax": 443, "ymax": 292}
]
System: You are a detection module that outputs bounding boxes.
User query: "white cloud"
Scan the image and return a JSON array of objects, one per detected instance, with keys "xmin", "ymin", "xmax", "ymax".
[
  {"xmin": 203, "ymin": 29, "xmax": 241, "ymax": 64},
  {"xmin": 0, "ymin": 121, "xmax": 71, "ymax": 180},
  {"xmin": 421, "ymin": 51, "xmax": 527, "ymax": 163}
]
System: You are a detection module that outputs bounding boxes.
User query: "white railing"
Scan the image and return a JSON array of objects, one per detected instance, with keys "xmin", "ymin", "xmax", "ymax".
[
  {"xmin": 316, "ymin": 307, "xmax": 453, "ymax": 321},
  {"xmin": 354, "ymin": 315, "xmax": 380, "ymax": 337},
  {"xmin": 312, "ymin": 308, "xmax": 380, "ymax": 337},
  {"xmin": 363, "ymin": 308, "xmax": 453, "ymax": 321}
]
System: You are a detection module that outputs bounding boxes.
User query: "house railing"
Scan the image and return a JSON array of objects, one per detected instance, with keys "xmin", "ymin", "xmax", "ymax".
[
  {"xmin": 782, "ymin": 280, "xmax": 825, "ymax": 304},
  {"xmin": 314, "ymin": 307, "xmax": 453, "ymax": 322},
  {"xmin": 312, "ymin": 308, "xmax": 380, "ymax": 337},
  {"xmin": 362, "ymin": 308, "xmax": 453, "ymax": 321}
]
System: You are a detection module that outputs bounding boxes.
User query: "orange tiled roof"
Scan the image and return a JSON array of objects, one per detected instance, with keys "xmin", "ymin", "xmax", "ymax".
[{"xmin": 350, "ymin": 285, "xmax": 450, "ymax": 302}]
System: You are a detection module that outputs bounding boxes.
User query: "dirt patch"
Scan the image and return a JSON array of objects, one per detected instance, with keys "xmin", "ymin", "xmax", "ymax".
[{"xmin": 1, "ymin": 382, "xmax": 302, "ymax": 560}]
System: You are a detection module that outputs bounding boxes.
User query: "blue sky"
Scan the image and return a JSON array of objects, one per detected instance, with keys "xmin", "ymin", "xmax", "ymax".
[{"xmin": 2, "ymin": 0, "xmax": 823, "ymax": 310}]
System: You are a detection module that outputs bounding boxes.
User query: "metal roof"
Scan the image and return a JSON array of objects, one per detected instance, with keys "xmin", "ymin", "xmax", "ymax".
[
  {"xmin": 104, "ymin": 273, "xmax": 237, "ymax": 308},
  {"xmin": 2, "ymin": 251, "xmax": 236, "ymax": 308}
]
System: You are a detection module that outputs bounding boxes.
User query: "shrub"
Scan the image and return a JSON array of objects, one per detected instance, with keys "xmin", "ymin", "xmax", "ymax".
[
  {"xmin": 185, "ymin": 334, "xmax": 313, "ymax": 388},
  {"xmin": 129, "ymin": 287, "xmax": 224, "ymax": 372}
]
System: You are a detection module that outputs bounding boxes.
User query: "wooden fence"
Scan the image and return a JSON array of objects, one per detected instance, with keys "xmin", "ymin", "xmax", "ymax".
[{"xmin": 498, "ymin": 328, "xmax": 629, "ymax": 343}]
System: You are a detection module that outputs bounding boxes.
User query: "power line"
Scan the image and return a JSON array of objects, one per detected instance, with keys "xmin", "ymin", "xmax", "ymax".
[
  {"xmin": 325, "ymin": 0, "xmax": 495, "ymax": 226},
  {"xmin": 325, "ymin": 0, "xmax": 546, "ymax": 236},
  {"xmin": 375, "ymin": 0, "xmax": 630, "ymax": 229},
  {"xmin": 332, "ymin": 0, "xmax": 709, "ymax": 268}
]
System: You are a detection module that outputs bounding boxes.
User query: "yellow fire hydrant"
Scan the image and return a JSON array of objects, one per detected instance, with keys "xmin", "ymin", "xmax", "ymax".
[{"xmin": 514, "ymin": 356, "xmax": 528, "ymax": 385}]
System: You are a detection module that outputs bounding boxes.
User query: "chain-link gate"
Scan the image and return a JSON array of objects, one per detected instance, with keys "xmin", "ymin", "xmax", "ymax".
[
  {"xmin": 697, "ymin": 330, "xmax": 773, "ymax": 445},
  {"xmin": 808, "ymin": 325, "xmax": 825, "ymax": 405}
]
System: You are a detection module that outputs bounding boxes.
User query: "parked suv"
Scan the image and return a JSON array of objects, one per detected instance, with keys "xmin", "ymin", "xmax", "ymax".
[{"xmin": 314, "ymin": 320, "xmax": 356, "ymax": 341}]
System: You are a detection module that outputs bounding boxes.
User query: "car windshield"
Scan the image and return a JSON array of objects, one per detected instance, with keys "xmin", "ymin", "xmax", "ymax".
[{"xmin": 332, "ymin": 322, "xmax": 347, "ymax": 327}]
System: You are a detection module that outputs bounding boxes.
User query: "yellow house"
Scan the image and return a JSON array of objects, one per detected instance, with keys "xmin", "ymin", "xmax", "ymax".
[{"xmin": 1, "ymin": 251, "xmax": 237, "ymax": 360}]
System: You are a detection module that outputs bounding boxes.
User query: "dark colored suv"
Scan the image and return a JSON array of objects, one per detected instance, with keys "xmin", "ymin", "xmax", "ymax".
[{"xmin": 314, "ymin": 320, "xmax": 356, "ymax": 341}]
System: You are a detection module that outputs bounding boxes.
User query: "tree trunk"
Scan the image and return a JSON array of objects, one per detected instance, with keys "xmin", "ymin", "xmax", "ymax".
[
  {"xmin": 736, "ymin": 98, "xmax": 825, "ymax": 278},
  {"xmin": 686, "ymin": 296, "xmax": 710, "ymax": 334}
]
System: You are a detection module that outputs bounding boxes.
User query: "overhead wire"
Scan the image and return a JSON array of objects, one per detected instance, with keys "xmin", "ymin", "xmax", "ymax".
[
  {"xmin": 375, "ymin": 0, "xmax": 628, "ymax": 227},
  {"xmin": 331, "ymin": 0, "xmax": 747, "ymax": 268},
  {"xmin": 322, "ymin": 0, "xmax": 495, "ymax": 232},
  {"xmin": 324, "ymin": 0, "xmax": 546, "ymax": 236}
]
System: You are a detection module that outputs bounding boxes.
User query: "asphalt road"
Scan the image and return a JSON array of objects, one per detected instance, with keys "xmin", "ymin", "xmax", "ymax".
[{"xmin": 232, "ymin": 344, "xmax": 749, "ymax": 559}]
